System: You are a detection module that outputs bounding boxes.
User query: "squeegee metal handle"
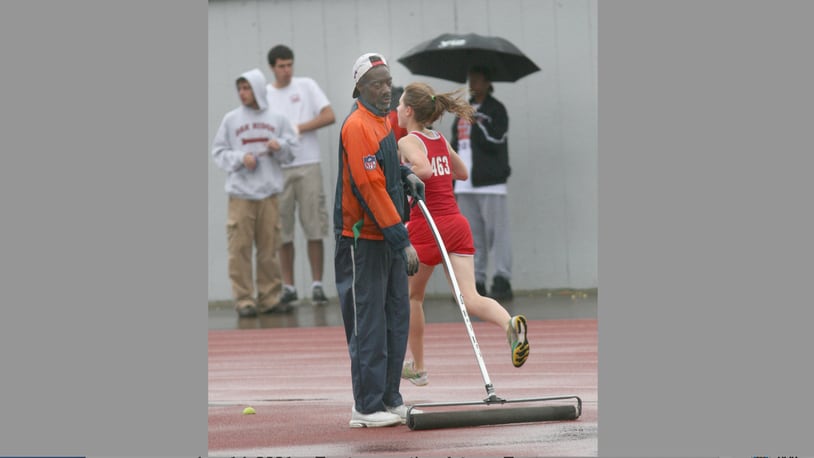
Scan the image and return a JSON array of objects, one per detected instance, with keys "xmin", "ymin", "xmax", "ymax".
[{"xmin": 416, "ymin": 199, "xmax": 495, "ymax": 393}]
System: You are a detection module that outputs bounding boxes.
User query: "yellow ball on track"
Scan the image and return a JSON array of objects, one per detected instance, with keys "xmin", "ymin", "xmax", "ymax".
[{"xmin": 242, "ymin": 407, "xmax": 256, "ymax": 415}]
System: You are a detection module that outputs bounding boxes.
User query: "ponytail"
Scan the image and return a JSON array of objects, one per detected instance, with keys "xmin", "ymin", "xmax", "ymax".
[{"xmin": 403, "ymin": 82, "xmax": 475, "ymax": 126}]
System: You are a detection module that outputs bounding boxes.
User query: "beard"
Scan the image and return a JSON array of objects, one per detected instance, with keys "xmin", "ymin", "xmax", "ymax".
[{"xmin": 374, "ymin": 97, "xmax": 391, "ymax": 112}]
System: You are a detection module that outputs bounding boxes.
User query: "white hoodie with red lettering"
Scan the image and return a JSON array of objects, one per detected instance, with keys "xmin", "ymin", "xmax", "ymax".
[{"xmin": 212, "ymin": 68, "xmax": 298, "ymax": 200}]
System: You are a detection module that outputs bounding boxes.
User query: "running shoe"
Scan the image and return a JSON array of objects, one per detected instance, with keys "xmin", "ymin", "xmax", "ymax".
[
  {"xmin": 280, "ymin": 286, "xmax": 298, "ymax": 305},
  {"xmin": 507, "ymin": 315, "xmax": 529, "ymax": 367},
  {"xmin": 401, "ymin": 360, "xmax": 428, "ymax": 386}
]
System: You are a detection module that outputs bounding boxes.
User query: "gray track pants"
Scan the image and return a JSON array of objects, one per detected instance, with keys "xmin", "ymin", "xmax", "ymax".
[{"xmin": 456, "ymin": 193, "xmax": 513, "ymax": 284}]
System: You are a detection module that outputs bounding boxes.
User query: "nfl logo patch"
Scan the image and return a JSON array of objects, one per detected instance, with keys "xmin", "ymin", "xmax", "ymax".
[{"xmin": 363, "ymin": 155, "xmax": 377, "ymax": 171}]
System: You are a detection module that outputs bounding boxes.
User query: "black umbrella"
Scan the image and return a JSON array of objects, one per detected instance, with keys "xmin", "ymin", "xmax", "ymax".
[{"xmin": 397, "ymin": 32, "xmax": 541, "ymax": 83}]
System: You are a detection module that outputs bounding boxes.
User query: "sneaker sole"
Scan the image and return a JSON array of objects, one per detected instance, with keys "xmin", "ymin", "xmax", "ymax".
[
  {"xmin": 387, "ymin": 414, "xmax": 408, "ymax": 425},
  {"xmin": 349, "ymin": 419, "xmax": 401, "ymax": 428},
  {"xmin": 511, "ymin": 315, "xmax": 529, "ymax": 367}
]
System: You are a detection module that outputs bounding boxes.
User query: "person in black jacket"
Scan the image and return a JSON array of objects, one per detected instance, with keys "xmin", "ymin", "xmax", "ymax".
[{"xmin": 450, "ymin": 66, "xmax": 514, "ymax": 300}]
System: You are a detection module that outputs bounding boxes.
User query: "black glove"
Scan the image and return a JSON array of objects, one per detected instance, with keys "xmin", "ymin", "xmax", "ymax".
[{"xmin": 405, "ymin": 173, "xmax": 425, "ymax": 202}]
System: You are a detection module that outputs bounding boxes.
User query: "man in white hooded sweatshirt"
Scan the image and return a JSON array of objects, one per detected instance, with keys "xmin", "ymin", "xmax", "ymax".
[{"xmin": 212, "ymin": 68, "xmax": 299, "ymax": 317}]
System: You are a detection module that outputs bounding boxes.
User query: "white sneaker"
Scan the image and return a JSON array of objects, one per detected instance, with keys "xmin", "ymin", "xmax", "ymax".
[
  {"xmin": 349, "ymin": 407, "xmax": 401, "ymax": 428},
  {"xmin": 385, "ymin": 404, "xmax": 424, "ymax": 424}
]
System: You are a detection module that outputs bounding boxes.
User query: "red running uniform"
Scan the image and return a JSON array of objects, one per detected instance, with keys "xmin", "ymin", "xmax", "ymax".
[{"xmin": 405, "ymin": 131, "xmax": 475, "ymax": 266}]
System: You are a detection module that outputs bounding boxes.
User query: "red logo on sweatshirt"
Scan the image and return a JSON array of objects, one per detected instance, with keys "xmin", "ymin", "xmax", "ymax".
[
  {"xmin": 242, "ymin": 137, "xmax": 269, "ymax": 145},
  {"xmin": 235, "ymin": 122, "xmax": 278, "ymax": 144}
]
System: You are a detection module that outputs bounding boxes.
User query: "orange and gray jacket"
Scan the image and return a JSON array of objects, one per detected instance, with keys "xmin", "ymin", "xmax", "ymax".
[{"xmin": 333, "ymin": 99, "xmax": 411, "ymax": 251}]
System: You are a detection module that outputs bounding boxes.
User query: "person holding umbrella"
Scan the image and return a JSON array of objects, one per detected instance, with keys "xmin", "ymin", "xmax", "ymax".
[
  {"xmin": 451, "ymin": 66, "xmax": 514, "ymax": 300},
  {"xmin": 394, "ymin": 82, "xmax": 529, "ymax": 387},
  {"xmin": 399, "ymin": 33, "xmax": 540, "ymax": 301}
]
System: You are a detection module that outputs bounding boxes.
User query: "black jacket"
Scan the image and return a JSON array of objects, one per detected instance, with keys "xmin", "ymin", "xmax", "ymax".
[{"xmin": 450, "ymin": 93, "xmax": 510, "ymax": 186}]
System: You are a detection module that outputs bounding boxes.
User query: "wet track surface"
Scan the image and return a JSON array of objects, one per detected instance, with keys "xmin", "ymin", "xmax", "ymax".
[{"xmin": 208, "ymin": 290, "xmax": 597, "ymax": 456}]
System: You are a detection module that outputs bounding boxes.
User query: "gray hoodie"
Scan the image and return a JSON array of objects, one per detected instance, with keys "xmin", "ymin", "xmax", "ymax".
[{"xmin": 212, "ymin": 68, "xmax": 298, "ymax": 199}]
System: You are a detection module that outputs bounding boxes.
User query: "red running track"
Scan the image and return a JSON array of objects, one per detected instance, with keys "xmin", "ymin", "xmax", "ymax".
[{"xmin": 208, "ymin": 319, "xmax": 597, "ymax": 456}]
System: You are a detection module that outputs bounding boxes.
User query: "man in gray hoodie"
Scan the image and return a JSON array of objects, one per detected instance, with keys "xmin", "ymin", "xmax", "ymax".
[{"xmin": 212, "ymin": 68, "xmax": 299, "ymax": 317}]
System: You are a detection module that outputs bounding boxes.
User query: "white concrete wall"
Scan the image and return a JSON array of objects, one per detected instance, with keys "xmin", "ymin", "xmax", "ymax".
[{"xmin": 208, "ymin": 0, "xmax": 597, "ymax": 301}]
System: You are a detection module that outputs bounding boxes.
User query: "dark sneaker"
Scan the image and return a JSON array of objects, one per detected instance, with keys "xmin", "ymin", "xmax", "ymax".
[
  {"xmin": 489, "ymin": 275, "xmax": 514, "ymax": 301},
  {"xmin": 506, "ymin": 315, "xmax": 529, "ymax": 367},
  {"xmin": 280, "ymin": 288, "xmax": 298, "ymax": 305},
  {"xmin": 476, "ymin": 281, "xmax": 487, "ymax": 296},
  {"xmin": 311, "ymin": 285, "xmax": 328, "ymax": 304},
  {"xmin": 236, "ymin": 305, "xmax": 257, "ymax": 318}
]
